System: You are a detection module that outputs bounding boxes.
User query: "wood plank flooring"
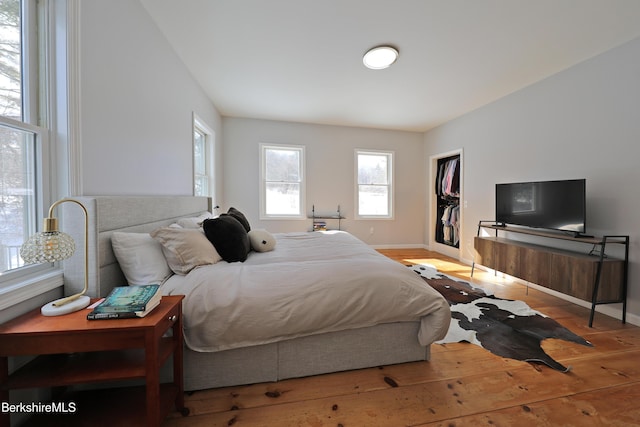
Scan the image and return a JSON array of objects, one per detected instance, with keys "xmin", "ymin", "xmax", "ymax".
[{"xmin": 163, "ymin": 249, "xmax": 640, "ymax": 426}]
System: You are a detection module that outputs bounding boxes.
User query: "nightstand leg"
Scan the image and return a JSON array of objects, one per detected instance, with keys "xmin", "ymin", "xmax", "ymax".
[
  {"xmin": 145, "ymin": 334, "xmax": 161, "ymax": 426},
  {"xmin": 173, "ymin": 311, "xmax": 185, "ymax": 414}
]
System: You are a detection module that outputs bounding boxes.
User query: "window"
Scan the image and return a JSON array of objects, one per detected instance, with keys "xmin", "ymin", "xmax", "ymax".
[
  {"xmin": 0, "ymin": 123, "xmax": 42, "ymax": 273},
  {"xmin": 193, "ymin": 114, "xmax": 215, "ymax": 198},
  {"xmin": 356, "ymin": 150, "xmax": 393, "ymax": 218},
  {"xmin": 0, "ymin": 0, "xmax": 54, "ymax": 287},
  {"xmin": 260, "ymin": 144, "xmax": 305, "ymax": 219}
]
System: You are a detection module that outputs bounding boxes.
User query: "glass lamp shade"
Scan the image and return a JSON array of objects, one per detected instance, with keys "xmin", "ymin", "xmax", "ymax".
[
  {"xmin": 20, "ymin": 231, "xmax": 76, "ymax": 264},
  {"xmin": 18, "ymin": 198, "xmax": 90, "ymax": 316}
]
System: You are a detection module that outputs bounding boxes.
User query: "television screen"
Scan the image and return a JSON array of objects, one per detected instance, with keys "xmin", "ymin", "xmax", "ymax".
[{"xmin": 495, "ymin": 179, "xmax": 586, "ymax": 234}]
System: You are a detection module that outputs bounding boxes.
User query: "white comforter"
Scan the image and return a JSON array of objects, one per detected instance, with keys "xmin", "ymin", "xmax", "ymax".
[{"xmin": 163, "ymin": 231, "xmax": 450, "ymax": 352}]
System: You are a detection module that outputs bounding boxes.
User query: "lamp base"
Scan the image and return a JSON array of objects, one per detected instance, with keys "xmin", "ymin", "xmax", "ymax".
[{"xmin": 41, "ymin": 295, "xmax": 91, "ymax": 316}]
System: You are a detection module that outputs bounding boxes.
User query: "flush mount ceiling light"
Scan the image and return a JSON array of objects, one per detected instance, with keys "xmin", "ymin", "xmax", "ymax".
[{"xmin": 363, "ymin": 45, "xmax": 399, "ymax": 70}]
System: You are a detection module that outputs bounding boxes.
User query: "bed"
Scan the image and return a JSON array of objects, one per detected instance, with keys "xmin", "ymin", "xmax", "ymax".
[{"xmin": 61, "ymin": 196, "xmax": 450, "ymax": 391}]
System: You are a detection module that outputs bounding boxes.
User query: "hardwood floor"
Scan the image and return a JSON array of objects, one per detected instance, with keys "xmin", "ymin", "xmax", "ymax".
[{"xmin": 163, "ymin": 249, "xmax": 640, "ymax": 426}]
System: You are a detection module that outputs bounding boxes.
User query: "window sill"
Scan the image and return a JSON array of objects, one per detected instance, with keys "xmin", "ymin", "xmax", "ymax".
[
  {"xmin": 0, "ymin": 269, "xmax": 63, "ymax": 311},
  {"xmin": 355, "ymin": 216, "xmax": 394, "ymax": 220},
  {"xmin": 260, "ymin": 216, "xmax": 307, "ymax": 220}
]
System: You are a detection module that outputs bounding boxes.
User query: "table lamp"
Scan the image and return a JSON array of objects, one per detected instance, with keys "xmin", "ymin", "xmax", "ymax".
[{"xmin": 20, "ymin": 198, "xmax": 90, "ymax": 316}]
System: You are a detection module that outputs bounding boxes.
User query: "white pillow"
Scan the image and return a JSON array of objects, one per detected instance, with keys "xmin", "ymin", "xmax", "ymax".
[
  {"xmin": 248, "ymin": 229, "xmax": 276, "ymax": 252},
  {"xmin": 111, "ymin": 232, "xmax": 172, "ymax": 286},
  {"xmin": 150, "ymin": 227, "xmax": 222, "ymax": 274},
  {"xmin": 177, "ymin": 212, "xmax": 214, "ymax": 229}
]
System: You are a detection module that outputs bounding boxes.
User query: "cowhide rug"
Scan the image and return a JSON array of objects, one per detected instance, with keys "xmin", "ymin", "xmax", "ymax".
[{"xmin": 411, "ymin": 264, "xmax": 592, "ymax": 372}]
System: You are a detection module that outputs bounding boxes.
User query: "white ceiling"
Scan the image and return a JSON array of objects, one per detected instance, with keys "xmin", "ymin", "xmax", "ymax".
[{"xmin": 140, "ymin": 0, "xmax": 640, "ymax": 132}]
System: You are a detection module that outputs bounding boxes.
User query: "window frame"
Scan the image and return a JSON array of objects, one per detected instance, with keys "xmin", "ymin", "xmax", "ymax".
[
  {"xmin": 192, "ymin": 112, "xmax": 215, "ymax": 200},
  {"xmin": 355, "ymin": 149, "xmax": 394, "ymax": 220},
  {"xmin": 259, "ymin": 143, "xmax": 306, "ymax": 220},
  {"xmin": 0, "ymin": 0, "xmax": 68, "ymax": 309},
  {"xmin": 0, "ymin": 117, "xmax": 50, "ymax": 277}
]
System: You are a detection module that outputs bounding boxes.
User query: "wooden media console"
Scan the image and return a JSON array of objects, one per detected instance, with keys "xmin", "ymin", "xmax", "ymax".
[{"xmin": 472, "ymin": 221, "xmax": 629, "ymax": 327}]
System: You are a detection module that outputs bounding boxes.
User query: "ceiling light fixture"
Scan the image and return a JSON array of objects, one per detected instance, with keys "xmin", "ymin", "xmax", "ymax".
[{"xmin": 363, "ymin": 45, "xmax": 399, "ymax": 70}]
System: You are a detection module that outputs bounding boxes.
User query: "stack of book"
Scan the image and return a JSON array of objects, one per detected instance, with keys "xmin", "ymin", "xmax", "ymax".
[
  {"xmin": 313, "ymin": 221, "xmax": 327, "ymax": 231},
  {"xmin": 87, "ymin": 284, "xmax": 161, "ymax": 320}
]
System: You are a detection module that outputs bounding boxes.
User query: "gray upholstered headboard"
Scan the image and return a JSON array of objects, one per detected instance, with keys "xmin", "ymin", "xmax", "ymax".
[{"xmin": 61, "ymin": 196, "xmax": 212, "ymax": 298}]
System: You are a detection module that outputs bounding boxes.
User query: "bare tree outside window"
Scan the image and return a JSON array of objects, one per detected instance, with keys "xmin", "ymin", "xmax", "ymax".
[
  {"xmin": 0, "ymin": 0, "xmax": 37, "ymax": 273},
  {"xmin": 356, "ymin": 150, "xmax": 393, "ymax": 218},
  {"xmin": 261, "ymin": 145, "xmax": 305, "ymax": 218},
  {"xmin": 193, "ymin": 128, "xmax": 208, "ymax": 196},
  {"xmin": 0, "ymin": 0, "xmax": 21, "ymax": 120}
]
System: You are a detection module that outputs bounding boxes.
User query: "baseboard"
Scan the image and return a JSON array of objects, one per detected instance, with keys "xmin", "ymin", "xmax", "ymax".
[
  {"xmin": 524, "ymin": 282, "xmax": 635, "ymax": 327},
  {"xmin": 370, "ymin": 243, "xmax": 428, "ymax": 249}
]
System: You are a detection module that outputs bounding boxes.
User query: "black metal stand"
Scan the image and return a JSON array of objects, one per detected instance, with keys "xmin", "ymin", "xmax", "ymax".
[{"xmin": 589, "ymin": 235, "xmax": 629, "ymax": 327}]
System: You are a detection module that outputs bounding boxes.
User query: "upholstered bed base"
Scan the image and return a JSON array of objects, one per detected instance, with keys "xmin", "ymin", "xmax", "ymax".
[
  {"xmin": 182, "ymin": 321, "xmax": 428, "ymax": 390},
  {"xmin": 62, "ymin": 196, "xmax": 430, "ymax": 391}
]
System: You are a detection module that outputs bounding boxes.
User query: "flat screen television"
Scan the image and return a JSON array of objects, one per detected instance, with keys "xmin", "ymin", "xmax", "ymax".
[{"xmin": 495, "ymin": 179, "xmax": 586, "ymax": 235}]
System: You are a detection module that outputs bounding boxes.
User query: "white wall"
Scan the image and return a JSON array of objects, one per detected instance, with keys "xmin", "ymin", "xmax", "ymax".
[
  {"xmin": 79, "ymin": 0, "xmax": 222, "ymax": 197},
  {"xmin": 223, "ymin": 118, "xmax": 425, "ymax": 246},
  {"xmin": 424, "ymin": 36, "xmax": 640, "ymax": 322},
  {"xmin": 75, "ymin": 1, "xmax": 640, "ymax": 321}
]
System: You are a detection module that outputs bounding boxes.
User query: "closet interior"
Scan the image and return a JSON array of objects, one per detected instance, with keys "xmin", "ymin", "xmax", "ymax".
[{"xmin": 435, "ymin": 154, "xmax": 460, "ymax": 248}]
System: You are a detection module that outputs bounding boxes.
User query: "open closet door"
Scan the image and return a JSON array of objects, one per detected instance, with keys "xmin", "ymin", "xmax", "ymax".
[
  {"xmin": 430, "ymin": 150, "xmax": 462, "ymax": 259},
  {"xmin": 435, "ymin": 155, "xmax": 460, "ymax": 247}
]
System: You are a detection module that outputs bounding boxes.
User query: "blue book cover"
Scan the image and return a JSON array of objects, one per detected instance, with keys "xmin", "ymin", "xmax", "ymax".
[
  {"xmin": 86, "ymin": 297, "xmax": 161, "ymax": 320},
  {"xmin": 92, "ymin": 284, "xmax": 160, "ymax": 313}
]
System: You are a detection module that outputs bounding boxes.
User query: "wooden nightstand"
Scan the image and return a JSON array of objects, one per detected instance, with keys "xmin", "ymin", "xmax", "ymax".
[{"xmin": 0, "ymin": 295, "xmax": 187, "ymax": 427}]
